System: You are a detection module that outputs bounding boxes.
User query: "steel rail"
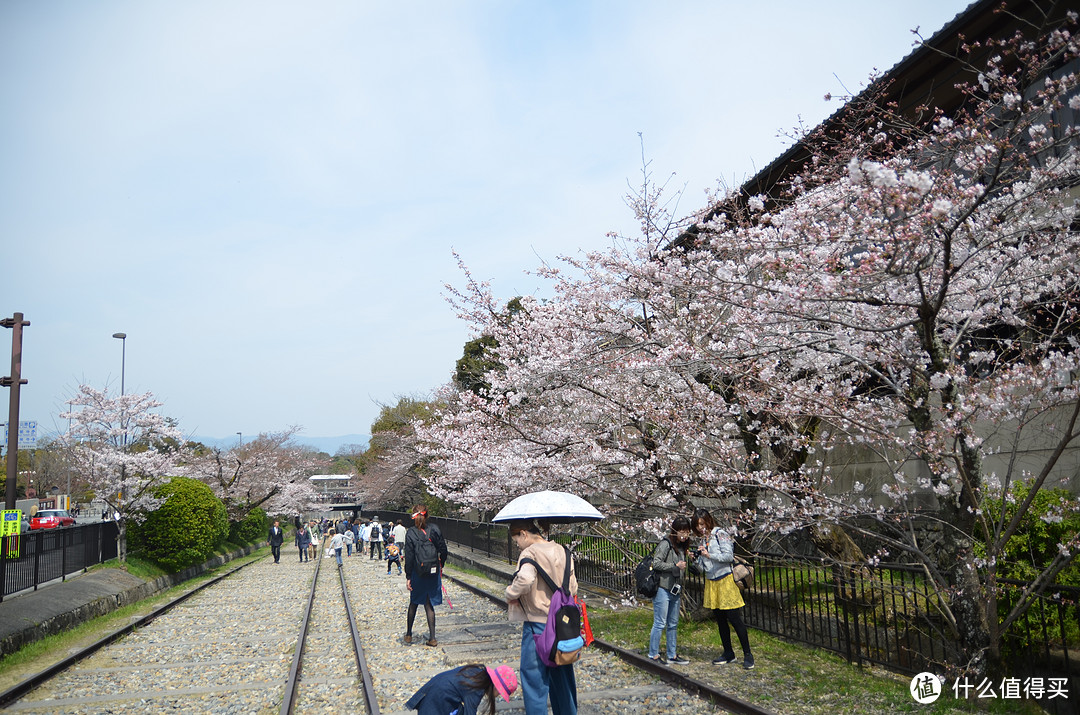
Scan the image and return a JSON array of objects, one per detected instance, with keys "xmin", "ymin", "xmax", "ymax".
[
  {"xmin": 441, "ymin": 571, "xmax": 778, "ymax": 715},
  {"xmin": 0, "ymin": 554, "xmax": 262, "ymax": 709},
  {"xmin": 338, "ymin": 563, "xmax": 381, "ymax": 715},
  {"xmin": 280, "ymin": 548, "xmax": 323, "ymax": 715}
]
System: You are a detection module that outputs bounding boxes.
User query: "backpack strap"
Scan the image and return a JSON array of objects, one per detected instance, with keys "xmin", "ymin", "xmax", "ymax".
[
  {"xmin": 560, "ymin": 544, "xmax": 572, "ymax": 592},
  {"xmin": 517, "ymin": 557, "xmax": 561, "ymax": 594},
  {"xmin": 517, "ymin": 545, "xmax": 573, "ymax": 593}
]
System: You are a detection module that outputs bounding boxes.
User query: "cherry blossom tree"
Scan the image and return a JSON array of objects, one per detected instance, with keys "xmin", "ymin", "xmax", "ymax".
[
  {"xmin": 419, "ymin": 15, "xmax": 1080, "ymax": 677},
  {"xmin": 661, "ymin": 20, "xmax": 1080, "ymax": 676},
  {"xmin": 417, "ymin": 185, "xmax": 750, "ymax": 517},
  {"xmin": 184, "ymin": 427, "xmax": 325, "ymax": 521},
  {"xmin": 61, "ymin": 385, "xmax": 186, "ymax": 562}
]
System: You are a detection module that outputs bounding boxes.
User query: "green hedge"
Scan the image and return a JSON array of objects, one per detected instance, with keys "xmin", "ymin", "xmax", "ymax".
[
  {"xmin": 229, "ymin": 507, "xmax": 268, "ymax": 545},
  {"xmin": 135, "ymin": 476, "xmax": 228, "ymax": 573}
]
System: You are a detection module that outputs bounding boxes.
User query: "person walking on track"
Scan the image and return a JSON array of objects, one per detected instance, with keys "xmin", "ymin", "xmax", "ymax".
[
  {"xmin": 403, "ymin": 505, "xmax": 448, "ymax": 647},
  {"xmin": 268, "ymin": 521, "xmax": 284, "ymax": 564}
]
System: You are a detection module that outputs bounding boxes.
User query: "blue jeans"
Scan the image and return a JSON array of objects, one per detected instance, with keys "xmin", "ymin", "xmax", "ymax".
[
  {"xmin": 520, "ymin": 621, "xmax": 577, "ymax": 715},
  {"xmin": 346, "ymin": 542, "xmax": 352, "ymax": 556},
  {"xmin": 335, "ymin": 547, "xmax": 343, "ymax": 565},
  {"xmin": 648, "ymin": 586, "xmax": 681, "ymax": 659}
]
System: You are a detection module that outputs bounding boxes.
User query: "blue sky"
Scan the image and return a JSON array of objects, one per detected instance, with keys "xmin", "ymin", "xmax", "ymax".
[{"xmin": 0, "ymin": 0, "xmax": 972, "ymax": 443}]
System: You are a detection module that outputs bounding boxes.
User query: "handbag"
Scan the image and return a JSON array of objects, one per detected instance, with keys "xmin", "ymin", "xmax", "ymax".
[{"xmin": 732, "ymin": 555, "xmax": 754, "ymax": 590}]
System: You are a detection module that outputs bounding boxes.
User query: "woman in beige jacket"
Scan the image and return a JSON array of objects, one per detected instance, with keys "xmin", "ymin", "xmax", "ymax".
[{"xmin": 505, "ymin": 520, "xmax": 578, "ymax": 715}]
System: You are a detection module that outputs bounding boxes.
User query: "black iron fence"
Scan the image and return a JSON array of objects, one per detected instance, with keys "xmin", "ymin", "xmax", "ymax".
[
  {"xmin": 564, "ymin": 528, "xmax": 1078, "ymax": 679},
  {"xmin": 364, "ymin": 510, "xmax": 514, "ymax": 562},
  {"xmin": 365, "ymin": 510, "xmax": 1077, "ymax": 681},
  {"xmin": 0, "ymin": 521, "xmax": 119, "ymax": 601},
  {"xmin": 731, "ymin": 553, "xmax": 960, "ymax": 675}
]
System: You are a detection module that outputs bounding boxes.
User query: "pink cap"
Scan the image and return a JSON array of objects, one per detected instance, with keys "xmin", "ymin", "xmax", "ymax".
[{"xmin": 486, "ymin": 665, "xmax": 517, "ymax": 702}]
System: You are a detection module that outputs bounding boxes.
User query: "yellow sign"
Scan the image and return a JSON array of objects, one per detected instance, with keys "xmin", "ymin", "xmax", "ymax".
[
  {"xmin": 1, "ymin": 510, "xmax": 21, "ymax": 558},
  {"xmin": 1, "ymin": 510, "xmax": 20, "ymax": 537}
]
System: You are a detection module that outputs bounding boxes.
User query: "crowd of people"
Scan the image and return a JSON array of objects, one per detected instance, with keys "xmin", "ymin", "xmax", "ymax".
[
  {"xmin": 268, "ymin": 505, "xmax": 750, "ymax": 715},
  {"xmin": 282, "ymin": 515, "xmax": 410, "ymax": 569}
]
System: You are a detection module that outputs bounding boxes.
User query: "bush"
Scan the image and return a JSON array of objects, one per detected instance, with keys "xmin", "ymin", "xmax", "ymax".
[
  {"xmin": 979, "ymin": 483, "xmax": 1080, "ymax": 586},
  {"xmin": 229, "ymin": 507, "xmax": 268, "ymax": 545},
  {"xmin": 136, "ymin": 477, "xmax": 228, "ymax": 573}
]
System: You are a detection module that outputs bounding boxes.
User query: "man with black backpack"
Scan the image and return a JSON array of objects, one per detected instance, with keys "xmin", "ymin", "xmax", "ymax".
[
  {"xmin": 369, "ymin": 515, "xmax": 384, "ymax": 559},
  {"xmin": 505, "ymin": 519, "xmax": 579, "ymax": 715}
]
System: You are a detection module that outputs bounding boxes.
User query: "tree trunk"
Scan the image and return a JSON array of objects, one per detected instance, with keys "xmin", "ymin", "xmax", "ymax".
[
  {"xmin": 117, "ymin": 519, "xmax": 128, "ymax": 564},
  {"xmin": 939, "ymin": 527, "xmax": 994, "ymax": 678},
  {"xmin": 808, "ymin": 522, "xmax": 865, "ymax": 563}
]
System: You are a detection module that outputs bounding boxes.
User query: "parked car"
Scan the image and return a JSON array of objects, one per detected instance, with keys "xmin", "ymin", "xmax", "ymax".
[{"xmin": 29, "ymin": 509, "xmax": 76, "ymax": 530}]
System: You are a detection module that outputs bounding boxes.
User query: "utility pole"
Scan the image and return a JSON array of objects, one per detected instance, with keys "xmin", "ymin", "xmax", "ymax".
[{"xmin": 3, "ymin": 313, "xmax": 29, "ymax": 510}]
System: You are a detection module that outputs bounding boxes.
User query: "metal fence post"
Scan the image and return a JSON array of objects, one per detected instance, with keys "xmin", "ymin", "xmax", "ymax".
[
  {"xmin": 0, "ymin": 533, "xmax": 7, "ymax": 602},
  {"xmin": 31, "ymin": 530, "xmax": 41, "ymax": 592},
  {"xmin": 61, "ymin": 527, "xmax": 68, "ymax": 582}
]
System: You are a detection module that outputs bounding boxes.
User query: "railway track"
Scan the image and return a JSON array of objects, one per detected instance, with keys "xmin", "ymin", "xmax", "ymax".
[{"xmin": 0, "ymin": 547, "xmax": 775, "ymax": 715}]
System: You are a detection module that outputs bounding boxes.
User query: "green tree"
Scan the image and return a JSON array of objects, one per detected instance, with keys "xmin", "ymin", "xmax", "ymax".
[
  {"xmin": 453, "ymin": 298, "xmax": 524, "ymax": 395},
  {"xmin": 0, "ymin": 447, "xmax": 32, "ymax": 500},
  {"xmin": 359, "ymin": 397, "xmax": 446, "ymax": 511}
]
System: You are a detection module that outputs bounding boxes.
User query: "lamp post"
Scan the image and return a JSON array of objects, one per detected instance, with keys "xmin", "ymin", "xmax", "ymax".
[
  {"xmin": 111, "ymin": 333, "xmax": 127, "ymax": 518},
  {"xmin": 112, "ymin": 333, "xmax": 126, "ymax": 397}
]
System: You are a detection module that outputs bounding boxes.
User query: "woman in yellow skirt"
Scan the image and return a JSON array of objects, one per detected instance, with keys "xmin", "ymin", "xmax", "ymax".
[{"xmin": 693, "ymin": 508, "xmax": 754, "ymax": 669}]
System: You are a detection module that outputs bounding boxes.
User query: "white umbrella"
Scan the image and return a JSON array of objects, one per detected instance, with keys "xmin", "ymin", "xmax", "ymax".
[{"xmin": 492, "ymin": 490, "xmax": 604, "ymax": 524}]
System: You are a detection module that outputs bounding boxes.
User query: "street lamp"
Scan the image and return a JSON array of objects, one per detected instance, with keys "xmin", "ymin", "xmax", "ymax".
[
  {"xmin": 112, "ymin": 333, "xmax": 127, "ymax": 516},
  {"xmin": 112, "ymin": 333, "xmax": 126, "ymax": 397}
]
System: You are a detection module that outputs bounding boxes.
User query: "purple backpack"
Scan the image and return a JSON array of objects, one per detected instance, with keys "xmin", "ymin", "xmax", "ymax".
[{"xmin": 517, "ymin": 545, "xmax": 585, "ymax": 667}]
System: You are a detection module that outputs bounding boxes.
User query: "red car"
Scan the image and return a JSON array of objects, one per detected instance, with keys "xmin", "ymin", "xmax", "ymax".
[{"xmin": 29, "ymin": 509, "xmax": 76, "ymax": 530}]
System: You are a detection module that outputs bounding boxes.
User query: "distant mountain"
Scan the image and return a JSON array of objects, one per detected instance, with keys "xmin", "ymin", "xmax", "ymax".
[
  {"xmin": 295, "ymin": 434, "xmax": 370, "ymax": 454},
  {"xmin": 190, "ymin": 434, "xmax": 369, "ymax": 454}
]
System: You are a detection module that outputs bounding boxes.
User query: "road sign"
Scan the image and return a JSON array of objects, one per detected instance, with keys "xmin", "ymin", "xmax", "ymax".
[{"xmin": 1, "ymin": 421, "xmax": 37, "ymax": 449}]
